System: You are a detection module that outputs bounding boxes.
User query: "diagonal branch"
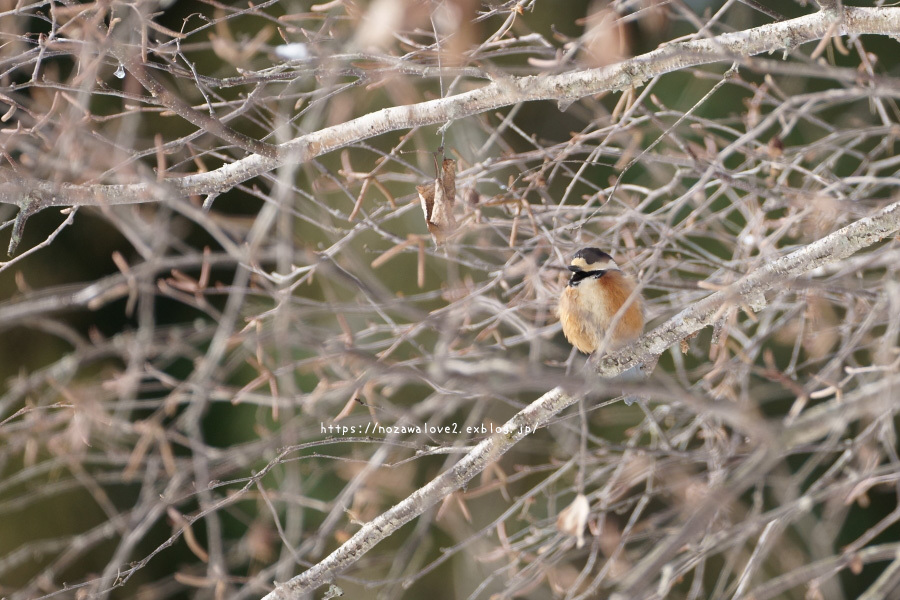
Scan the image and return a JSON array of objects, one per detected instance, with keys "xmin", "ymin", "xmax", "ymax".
[
  {"xmin": 114, "ymin": 51, "xmax": 280, "ymax": 160},
  {"xmin": 2, "ymin": 6, "xmax": 900, "ymax": 210},
  {"xmin": 595, "ymin": 199, "xmax": 900, "ymax": 377},
  {"xmin": 260, "ymin": 198, "xmax": 900, "ymax": 599}
]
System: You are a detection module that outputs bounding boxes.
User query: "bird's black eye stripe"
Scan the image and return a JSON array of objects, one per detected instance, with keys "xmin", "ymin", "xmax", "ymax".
[{"xmin": 569, "ymin": 269, "xmax": 605, "ymax": 285}]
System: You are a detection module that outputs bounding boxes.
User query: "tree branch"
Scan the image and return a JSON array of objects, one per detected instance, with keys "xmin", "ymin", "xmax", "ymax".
[
  {"xmin": 115, "ymin": 51, "xmax": 280, "ymax": 160},
  {"xmin": 2, "ymin": 6, "xmax": 899, "ymax": 210},
  {"xmin": 596, "ymin": 199, "xmax": 900, "ymax": 377},
  {"xmin": 260, "ymin": 198, "xmax": 900, "ymax": 599}
]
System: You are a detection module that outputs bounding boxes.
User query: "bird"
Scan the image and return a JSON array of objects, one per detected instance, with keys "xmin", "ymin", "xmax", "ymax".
[{"xmin": 557, "ymin": 247, "xmax": 644, "ymax": 355}]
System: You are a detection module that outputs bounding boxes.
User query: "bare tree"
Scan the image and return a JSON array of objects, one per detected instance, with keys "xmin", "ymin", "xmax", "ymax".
[{"xmin": 2, "ymin": 1, "xmax": 900, "ymax": 599}]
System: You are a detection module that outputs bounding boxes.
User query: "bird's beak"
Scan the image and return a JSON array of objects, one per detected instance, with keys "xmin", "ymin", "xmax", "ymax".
[{"xmin": 567, "ymin": 265, "xmax": 582, "ymax": 272}]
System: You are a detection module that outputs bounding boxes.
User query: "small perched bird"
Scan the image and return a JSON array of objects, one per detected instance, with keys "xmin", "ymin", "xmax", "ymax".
[{"xmin": 557, "ymin": 247, "xmax": 644, "ymax": 355}]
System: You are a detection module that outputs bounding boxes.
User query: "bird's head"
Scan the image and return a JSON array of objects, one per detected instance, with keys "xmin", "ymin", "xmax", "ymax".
[{"xmin": 568, "ymin": 247, "xmax": 617, "ymax": 272}]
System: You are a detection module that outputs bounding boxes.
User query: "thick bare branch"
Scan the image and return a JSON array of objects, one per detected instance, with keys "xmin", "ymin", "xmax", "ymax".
[
  {"xmin": 2, "ymin": 6, "xmax": 899, "ymax": 209},
  {"xmin": 597, "ymin": 199, "xmax": 900, "ymax": 376}
]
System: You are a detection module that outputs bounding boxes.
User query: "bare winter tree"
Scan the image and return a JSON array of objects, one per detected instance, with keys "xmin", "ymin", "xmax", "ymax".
[{"xmin": 2, "ymin": 1, "xmax": 900, "ymax": 599}]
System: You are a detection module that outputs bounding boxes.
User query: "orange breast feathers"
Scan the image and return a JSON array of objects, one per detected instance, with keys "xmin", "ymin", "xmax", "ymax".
[{"xmin": 557, "ymin": 270, "xmax": 644, "ymax": 354}]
